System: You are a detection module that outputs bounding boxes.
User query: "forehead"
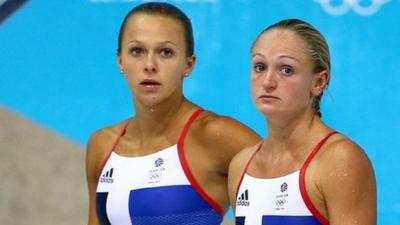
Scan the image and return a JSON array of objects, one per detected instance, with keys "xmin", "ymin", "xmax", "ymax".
[
  {"xmin": 123, "ymin": 13, "xmax": 185, "ymax": 43},
  {"xmin": 252, "ymin": 29, "xmax": 310, "ymax": 60}
]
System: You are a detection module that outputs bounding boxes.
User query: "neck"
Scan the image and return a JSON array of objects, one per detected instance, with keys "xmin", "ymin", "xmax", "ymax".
[
  {"xmin": 264, "ymin": 109, "xmax": 323, "ymax": 153},
  {"xmin": 131, "ymin": 94, "xmax": 192, "ymax": 138}
]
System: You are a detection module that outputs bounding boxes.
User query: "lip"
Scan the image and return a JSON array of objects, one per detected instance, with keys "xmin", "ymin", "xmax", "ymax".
[
  {"xmin": 259, "ymin": 95, "xmax": 280, "ymax": 101},
  {"xmin": 139, "ymin": 79, "xmax": 161, "ymax": 91},
  {"xmin": 140, "ymin": 79, "xmax": 161, "ymax": 86}
]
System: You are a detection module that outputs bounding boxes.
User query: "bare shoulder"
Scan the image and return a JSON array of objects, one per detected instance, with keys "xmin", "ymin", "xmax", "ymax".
[
  {"xmin": 315, "ymin": 133, "xmax": 375, "ymax": 185},
  {"xmin": 87, "ymin": 120, "xmax": 128, "ymax": 153},
  {"xmin": 314, "ymin": 133, "xmax": 376, "ymax": 224},
  {"xmin": 188, "ymin": 111, "xmax": 260, "ymax": 174},
  {"xmin": 86, "ymin": 120, "xmax": 130, "ymax": 176},
  {"xmin": 195, "ymin": 111, "xmax": 261, "ymax": 150},
  {"xmin": 229, "ymin": 144, "xmax": 261, "ymax": 179},
  {"xmin": 318, "ymin": 133, "xmax": 373, "ymax": 173}
]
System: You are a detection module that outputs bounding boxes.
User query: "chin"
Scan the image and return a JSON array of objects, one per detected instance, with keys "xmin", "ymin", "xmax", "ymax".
[
  {"xmin": 261, "ymin": 111, "xmax": 279, "ymax": 118},
  {"xmin": 143, "ymin": 99, "xmax": 162, "ymax": 108},
  {"xmin": 257, "ymin": 107, "xmax": 286, "ymax": 119},
  {"xmin": 256, "ymin": 104, "xmax": 276, "ymax": 114},
  {"xmin": 134, "ymin": 95, "xmax": 162, "ymax": 107}
]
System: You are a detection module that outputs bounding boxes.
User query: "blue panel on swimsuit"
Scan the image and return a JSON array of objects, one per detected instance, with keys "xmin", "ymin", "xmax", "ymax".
[
  {"xmin": 129, "ymin": 185, "xmax": 222, "ymax": 225},
  {"xmin": 96, "ymin": 192, "xmax": 111, "ymax": 225},
  {"xmin": 262, "ymin": 215, "xmax": 322, "ymax": 225},
  {"xmin": 236, "ymin": 216, "xmax": 246, "ymax": 225}
]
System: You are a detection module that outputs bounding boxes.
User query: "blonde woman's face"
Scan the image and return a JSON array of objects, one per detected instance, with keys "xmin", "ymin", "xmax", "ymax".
[{"xmin": 250, "ymin": 29, "xmax": 317, "ymax": 118}]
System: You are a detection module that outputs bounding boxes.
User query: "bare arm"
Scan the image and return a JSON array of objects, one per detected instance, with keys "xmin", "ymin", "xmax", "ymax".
[
  {"xmin": 86, "ymin": 128, "xmax": 117, "ymax": 225},
  {"xmin": 86, "ymin": 132, "xmax": 101, "ymax": 225},
  {"xmin": 321, "ymin": 140, "xmax": 376, "ymax": 225}
]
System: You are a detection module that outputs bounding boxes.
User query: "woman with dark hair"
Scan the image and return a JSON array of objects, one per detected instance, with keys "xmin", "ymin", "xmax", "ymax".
[{"xmin": 86, "ymin": 2, "xmax": 260, "ymax": 225}]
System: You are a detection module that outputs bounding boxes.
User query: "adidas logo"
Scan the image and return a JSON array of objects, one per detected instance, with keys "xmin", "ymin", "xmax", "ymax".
[
  {"xmin": 237, "ymin": 189, "xmax": 250, "ymax": 206},
  {"xmin": 99, "ymin": 168, "xmax": 114, "ymax": 183}
]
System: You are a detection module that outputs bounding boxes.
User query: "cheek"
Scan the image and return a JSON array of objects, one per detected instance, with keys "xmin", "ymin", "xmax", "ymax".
[
  {"xmin": 285, "ymin": 82, "xmax": 312, "ymax": 105},
  {"xmin": 124, "ymin": 76, "xmax": 138, "ymax": 94},
  {"xmin": 250, "ymin": 73, "xmax": 262, "ymax": 86},
  {"xmin": 250, "ymin": 76, "xmax": 260, "ymax": 99},
  {"xmin": 163, "ymin": 71, "xmax": 183, "ymax": 91},
  {"xmin": 169, "ymin": 76, "xmax": 183, "ymax": 89}
]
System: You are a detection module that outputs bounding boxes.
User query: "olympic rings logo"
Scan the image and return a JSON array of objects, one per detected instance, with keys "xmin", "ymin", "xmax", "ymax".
[
  {"xmin": 148, "ymin": 173, "xmax": 161, "ymax": 180},
  {"xmin": 275, "ymin": 199, "xmax": 286, "ymax": 207},
  {"xmin": 313, "ymin": 0, "xmax": 391, "ymax": 16}
]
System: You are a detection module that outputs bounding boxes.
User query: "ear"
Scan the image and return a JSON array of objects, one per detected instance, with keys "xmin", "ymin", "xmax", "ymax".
[
  {"xmin": 311, "ymin": 70, "xmax": 329, "ymax": 96},
  {"xmin": 184, "ymin": 54, "xmax": 196, "ymax": 76},
  {"xmin": 117, "ymin": 53, "xmax": 124, "ymax": 73}
]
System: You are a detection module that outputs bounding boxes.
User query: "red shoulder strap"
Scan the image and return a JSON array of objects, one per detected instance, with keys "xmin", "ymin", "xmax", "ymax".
[
  {"xmin": 177, "ymin": 108, "xmax": 203, "ymax": 144},
  {"xmin": 235, "ymin": 143, "xmax": 262, "ymax": 200},
  {"xmin": 177, "ymin": 109, "xmax": 226, "ymax": 216},
  {"xmin": 301, "ymin": 131, "xmax": 338, "ymax": 170},
  {"xmin": 299, "ymin": 131, "xmax": 338, "ymax": 225},
  {"xmin": 97, "ymin": 122, "xmax": 129, "ymax": 176}
]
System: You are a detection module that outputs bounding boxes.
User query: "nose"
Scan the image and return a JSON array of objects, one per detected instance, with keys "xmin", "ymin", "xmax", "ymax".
[
  {"xmin": 261, "ymin": 70, "xmax": 277, "ymax": 92},
  {"xmin": 144, "ymin": 53, "xmax": 157, "ymax": 74}
]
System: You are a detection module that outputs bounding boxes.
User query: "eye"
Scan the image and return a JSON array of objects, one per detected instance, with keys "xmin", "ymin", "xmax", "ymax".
[
  {"xmin": 280, "ymin": 66, "xmax": 294, "ymax": 76},
  {"xmin": 253, "ymin": 63, "xmax": 266, "ymax": 73},
  {"xmin": 129, "ymin": 47, "xmax": 144, "ymax": 56},
  {"xmin": 160, "ymin": 48, "xmax": 174, "ymax": 58}
]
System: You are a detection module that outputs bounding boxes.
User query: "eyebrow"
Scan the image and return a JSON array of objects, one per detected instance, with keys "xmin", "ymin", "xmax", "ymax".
[
  {"xmin": 127, "ymin": 40, "xmax": 178, "ymax": 47},
  {"xmin": 251, "ymin": 53, "xmax": 265, "ymax": 59},
  {"xmin": 252, "ymin": 53, "xmax": 301, "ymax": 63},
  {"xmin": 278, "ymin": 55, "xmax": 301, "ymax": 63}
]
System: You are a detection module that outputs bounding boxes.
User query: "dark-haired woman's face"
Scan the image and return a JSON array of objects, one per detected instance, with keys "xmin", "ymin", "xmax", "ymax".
[{"xmin": 118, "ymin": 14, "xmax": 195, "ymax": 108}]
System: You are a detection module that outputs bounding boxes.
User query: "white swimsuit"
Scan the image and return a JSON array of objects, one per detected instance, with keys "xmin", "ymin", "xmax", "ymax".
[
  {"xmin": 235, "ymin": 132, "xmax": 337, "ymax": 225},
  {"xmin": 96, "ymin": 109, "xmax": 223, "ymax": 225}
]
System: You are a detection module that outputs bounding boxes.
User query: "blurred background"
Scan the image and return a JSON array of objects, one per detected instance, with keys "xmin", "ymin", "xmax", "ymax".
[{"xmin": 1, "ymin": 0, "xmax": 399, "ymax": 224}]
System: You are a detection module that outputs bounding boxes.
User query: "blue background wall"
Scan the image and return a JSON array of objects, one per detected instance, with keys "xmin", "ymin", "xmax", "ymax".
[{"xmin": 1, "ymin": 0, "xmax": 399, "ymax": 223}]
